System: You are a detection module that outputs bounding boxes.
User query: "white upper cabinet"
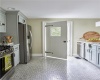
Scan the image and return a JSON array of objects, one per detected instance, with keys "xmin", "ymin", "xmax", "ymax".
[
  {"xmin": 0, "ymin": 8, "xmax": 6, "ymax": 32},
  {"xmin": 18, "ymin": 12, "xmax": 26, "ymax": 24}
]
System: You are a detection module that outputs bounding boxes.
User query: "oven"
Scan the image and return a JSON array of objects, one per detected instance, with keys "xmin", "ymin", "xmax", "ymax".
[{"xmin": 0, "ymin": 46, "xmax": 14, "ymax": 79}]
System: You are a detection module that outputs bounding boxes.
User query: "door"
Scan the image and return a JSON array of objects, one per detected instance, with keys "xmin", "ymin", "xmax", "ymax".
[
  {"xmin": 14, "ymin": 44, "xmax": 19, "ymax": 66},
  {"xmin": 90, "ymin": 45, "xmax": 97, "ymax": 65},
  {"xmin": 27, "ymin": 25, "xmax": 32, "ymax": 60},
  {"xmin": 85, "ymin": 43, "xmax": 90, "ymax": 61},
  {"xmin": 45, "ymin": 21, "xmax": 67, "ymax": 59},
  {"xmin": 97, "ymin": 46, "xmax": 100, "ymax": 67},
  {"xmin": 0, "ymin": 12, "xmax": 6, "ymax": 32}
]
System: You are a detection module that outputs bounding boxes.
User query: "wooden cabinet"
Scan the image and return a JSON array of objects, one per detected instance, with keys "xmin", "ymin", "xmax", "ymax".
[
  {"xmin": 0, "ymin": 8, "xmax": 6, "ymax": 32},
  {"xmin": 13, "ymin": 44, "xmax": 19, "ymax": 66}
]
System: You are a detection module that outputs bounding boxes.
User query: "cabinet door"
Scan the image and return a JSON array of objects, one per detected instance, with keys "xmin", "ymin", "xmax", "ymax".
[
  {"xmin": 14, "ymin": 45, "xmax": 19, "ymax": 66},
  {"xmin": 85, "ymin": 43, "xmax": 90, "ymax": 61},
  {"xmin": 14, "ymin": 50, "xmax": 19, "ymax": 66},
  {"xmin": 0, "ymin": 12, "xmax": 6, "ymax": 32},
  {"xmin": 90, "ymin": 45, "xmax": 97, "ymax": 65},
  {"xmin": 97, "ymin": 47, "xmax": 100, "ymax": 67},
  {"xmin": 18, "ymin": 15, "xmax": 26, "ymax": 24},
  {"xmin": 97, "ymin": 53, "xmax": 100, "ymax": 66}
]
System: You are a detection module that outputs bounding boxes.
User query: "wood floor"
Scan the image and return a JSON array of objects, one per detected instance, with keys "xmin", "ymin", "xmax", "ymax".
[{"xmin": 9, "ymin": 56, "xmax": 100, "ymax": 80}]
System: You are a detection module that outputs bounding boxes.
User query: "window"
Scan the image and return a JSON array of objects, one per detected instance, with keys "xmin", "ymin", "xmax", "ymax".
[{"xmin": 50, "ymin": 27, "xmax": 61, "ymax": 36}]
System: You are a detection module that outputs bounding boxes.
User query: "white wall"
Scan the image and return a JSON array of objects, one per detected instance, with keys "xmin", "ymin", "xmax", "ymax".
[{"xmin": 27, "ymin": 18, "xmax": 100, "ymax": 55}]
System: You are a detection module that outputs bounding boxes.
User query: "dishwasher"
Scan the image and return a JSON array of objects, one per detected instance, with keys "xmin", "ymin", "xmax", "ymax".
[{"xmin": 77, "ymin": 42, "xmax": 85, "ymax": 58}]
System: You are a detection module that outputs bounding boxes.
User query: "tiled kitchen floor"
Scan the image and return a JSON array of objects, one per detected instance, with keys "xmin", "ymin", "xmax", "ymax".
[
  {"xmin": 9, "ymin": 57, "xmax": 67, "ymax": 80},
  {"xmin": 9, "ymin": 57, "xmax": 100, "ymax": 80},
  {"xmin": 67, "ymin": 57, "xmax": 100, "ymax": 80}
]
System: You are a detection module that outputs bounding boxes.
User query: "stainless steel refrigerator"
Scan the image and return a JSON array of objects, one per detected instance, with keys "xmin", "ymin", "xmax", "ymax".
[{"xmin": 18, "ymin": 23, "xmax": 32, "ymax": 64}]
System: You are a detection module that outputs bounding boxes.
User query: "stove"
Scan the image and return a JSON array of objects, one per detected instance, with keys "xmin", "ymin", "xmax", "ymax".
[
  {"xmin": 0, "ymin": 46, "xmax": 14, "ymax": 57},
  {"xmin": 0, "ymin": 45, "xmax": 15, "ymax": 80}
]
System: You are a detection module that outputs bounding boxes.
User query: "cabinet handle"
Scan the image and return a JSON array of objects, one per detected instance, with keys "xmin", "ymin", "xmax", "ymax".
[
  {"xmin": 2, "ymin": 23, "xmax": 5, "ymax": 26},
  {"xmin": 98, "ymin": 53, "xmax": 99, "ymax": 64},
  {"xmin": 91, "ymin": 51, "xmax": 92, "ymax": 60},
  {"xmin": 15, "ymin": 47, "xmax": 18, "ymax": 49},
  {"xmin": 0, "ymin": 23, "xmax": 5, "ymax": 26},
  {"xmin": 87, "ymin": 49, "xmax": 90, "ymax": 52},
  {"xmin": 87, "ymin": 49, "xmax": 88, "ymax": 52},
  {"xmin": 23, "ymin": 20, "xmax": 25, "ymax": 23}
]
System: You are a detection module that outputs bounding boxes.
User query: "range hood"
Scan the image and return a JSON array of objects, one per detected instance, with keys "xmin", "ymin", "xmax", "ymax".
[{"xmin": 96, "ymin": 21, "xmax": 100, "ymax": 27}]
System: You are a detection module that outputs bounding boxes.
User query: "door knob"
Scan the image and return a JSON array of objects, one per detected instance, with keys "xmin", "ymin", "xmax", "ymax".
[{"xmin": 63, "ymin": 41, "xmax": 66, "ymax": 43}]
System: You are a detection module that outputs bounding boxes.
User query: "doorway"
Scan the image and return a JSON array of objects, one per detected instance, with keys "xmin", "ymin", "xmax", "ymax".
[{"xmin": 42, "ymin": 21, "xmax": 73, "ymax": 60}]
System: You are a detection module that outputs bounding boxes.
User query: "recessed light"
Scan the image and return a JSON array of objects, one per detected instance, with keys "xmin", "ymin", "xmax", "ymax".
[{"xmin": 7, "ymin": 7, "xmax": 15, "ymax": 10}]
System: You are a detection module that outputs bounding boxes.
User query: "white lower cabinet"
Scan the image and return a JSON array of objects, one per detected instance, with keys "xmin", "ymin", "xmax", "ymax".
[
  {"xmin": 13, "ymin": 44, "xmax": 19, "ymax": 66},
  {"xmin": 97, "ymin": 46, "xmax": 100, "ymax": 67},
  {"xmin": 83, "ymin": 43, "xmax": 99, "ymax": 67},
  {"xmin": 85, "ymin": 43, "xmax": 90, "ymax": 61},
  {"xmin": 89, "ymin": 45, "xmax": 97, "ymax": 65}
]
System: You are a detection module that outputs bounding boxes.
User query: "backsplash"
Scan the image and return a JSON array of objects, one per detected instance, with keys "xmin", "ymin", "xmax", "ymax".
[{"xmin": 0, "ymin": 33, "xmax": 5, "ymax": 43}]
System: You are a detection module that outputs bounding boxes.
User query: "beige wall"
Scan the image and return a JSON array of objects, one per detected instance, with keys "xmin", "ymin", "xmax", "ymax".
[
  {"xmin": 0, "ymin": 0, "xmax": 1, "ymax": 7},
  {"xmin": 27, "ymin": 18, "xmax": 100, "ymax": 55}
]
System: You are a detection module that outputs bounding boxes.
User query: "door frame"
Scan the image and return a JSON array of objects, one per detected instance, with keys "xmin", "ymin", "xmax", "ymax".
[{"xmin": 42, "ymin": 21, "xmax": 73, "ymax": 58}]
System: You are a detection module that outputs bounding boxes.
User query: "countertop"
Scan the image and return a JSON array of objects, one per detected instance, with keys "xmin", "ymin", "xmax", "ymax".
[
  {"xmin": 0, "ymin": 43, "xmax": 19, "ymax": 46},
  {"xmin": 77, "ymin": 40, "xmax": 100, "ymax": 44}
]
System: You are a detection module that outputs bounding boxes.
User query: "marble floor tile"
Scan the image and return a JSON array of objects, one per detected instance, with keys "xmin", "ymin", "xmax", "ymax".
[
  {"xmin": 9, "ymin": 57, "xmax": 67, "ymax": 80},
  {"xmin": 9, "ymin": 56, "xmax": 100, "ymax": 80}
]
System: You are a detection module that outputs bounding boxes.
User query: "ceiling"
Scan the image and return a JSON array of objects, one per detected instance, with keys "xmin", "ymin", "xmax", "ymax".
[{"xmin": 1, "ymin": 0, "xmax": 100, "ymax": 18}]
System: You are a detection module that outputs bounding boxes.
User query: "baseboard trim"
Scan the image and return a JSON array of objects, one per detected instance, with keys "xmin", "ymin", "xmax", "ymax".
[
  {"xmin": 32, "ymin": 53, "xmax": 43, "ymax": 56},
  {"xmin": 46, "ymin": 56, "xmax": 67, "ymax": 60},
  {"xmin": 72, "ymin": 54, "xmax": 79, "ymax": 57}
]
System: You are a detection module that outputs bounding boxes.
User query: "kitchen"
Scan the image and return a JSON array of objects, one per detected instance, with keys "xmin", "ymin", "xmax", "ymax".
[{"xmin": 1, "ymin": 0, "xmax": 100, "ymax": 80}]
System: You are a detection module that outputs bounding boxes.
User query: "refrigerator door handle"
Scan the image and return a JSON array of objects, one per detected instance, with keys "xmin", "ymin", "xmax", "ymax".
[{"xmin": 29, "ymin": 30, "xmax": 32, "ymax": 49}]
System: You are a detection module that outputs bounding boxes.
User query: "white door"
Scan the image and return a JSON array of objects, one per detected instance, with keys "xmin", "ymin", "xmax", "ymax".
[{"xmin": 45, "ymin": 21, "xmax": 67, "ymax": 59}]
